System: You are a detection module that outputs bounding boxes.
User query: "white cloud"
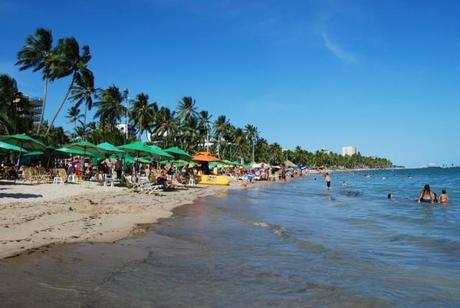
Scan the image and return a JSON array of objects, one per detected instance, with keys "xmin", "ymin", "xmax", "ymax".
[{"xmin": 321, "ymin": 32, "xmax": 357, "ymax": 64}]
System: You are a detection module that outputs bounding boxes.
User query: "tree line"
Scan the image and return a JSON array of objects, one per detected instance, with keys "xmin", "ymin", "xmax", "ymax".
[{"xmin": 0, "ymin": 28, "xmax": 393, "ymax": 169}]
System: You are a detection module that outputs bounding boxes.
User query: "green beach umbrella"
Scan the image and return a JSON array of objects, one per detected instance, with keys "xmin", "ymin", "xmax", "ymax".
[
  {"xmin": 147, "ymin": 144, "xmax": 174, "ymax": 159},
  {"xmin": 97, "ymin": 142, "xmax": 125, "ymax": 154},
  {"xmin": 164, "ymin": 146, "xmax": 191, "ymax": 159},
  {"xmin": 0, "ymin": 141, "xmax": 27, "ymax": 153},
  {"xmin": 63, "ymin": 140, "xmax": 111, "ymax": 157},
  {"xmin": 119, "ymin": 141, "xmax": 172, "ymax": 159},
  {"xmin": 0, "ymin": 133, "xmax": 46, "ymax": 151},
  {"xmin": 22, "ymin": 150, "xmax": 44, "ymax": 156},
  {"xmin": 56, "ymin": 147, "xmax": 103, "ymax": 159}
]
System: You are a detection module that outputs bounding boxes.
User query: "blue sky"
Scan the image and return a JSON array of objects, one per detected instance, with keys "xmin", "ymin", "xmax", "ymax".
[{"xmin": 1, "ymin": 0, "xmax": 460, "ymax": 167}]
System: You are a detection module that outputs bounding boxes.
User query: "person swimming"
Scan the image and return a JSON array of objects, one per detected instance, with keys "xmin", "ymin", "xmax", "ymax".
[
  {"xmin": 418, "ymin": 184, "xmax": 435, "ymax": 203},
  {"xmin": 439, "ymin": 190, "xmax": 449, "ymax": 204},
  {"xmin": 387, "ymin": 193, "xmax": 393, "ymax": 200}
]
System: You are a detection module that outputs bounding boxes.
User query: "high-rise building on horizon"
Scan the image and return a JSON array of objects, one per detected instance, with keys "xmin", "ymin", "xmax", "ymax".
[{"xmin": 342, "ymin": 146, "xmax": 358, "ymax": 156}]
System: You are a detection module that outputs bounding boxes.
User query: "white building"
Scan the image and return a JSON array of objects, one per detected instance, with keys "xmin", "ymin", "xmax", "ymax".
[{"xmin": 342, "ymin": 146, "xmax": 358, "ymax": 156}]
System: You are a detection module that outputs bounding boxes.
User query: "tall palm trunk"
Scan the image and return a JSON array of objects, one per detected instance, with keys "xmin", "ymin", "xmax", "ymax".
[
  {"xmin": 46, "ymin": 74, "xmax": 76, "ymax": 135},
  {"xmin": 36, "ymin": 78, "xmax": 48, "ymax": 134},
  {"xmin": 83, "ymin": 103, "xmax": 87, "ymax": 140}
]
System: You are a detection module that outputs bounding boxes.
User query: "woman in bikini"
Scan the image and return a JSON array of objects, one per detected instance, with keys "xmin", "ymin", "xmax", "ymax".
[{"xmin": 418, "ymin": 184, "xmax": 435, "ymax": 204}]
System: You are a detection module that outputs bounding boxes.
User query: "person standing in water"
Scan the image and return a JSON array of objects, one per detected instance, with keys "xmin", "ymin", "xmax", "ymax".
[
  {"xmin": 439, "ymin": 190, "xmax": 449, "ymax": 204},
  {"xmin": 418, "ymin": 184, "xmax": 435, "ymax": 203},
  {"xmin": 325, "ymin": 173, "xmax": 332, "ymax": 189}
]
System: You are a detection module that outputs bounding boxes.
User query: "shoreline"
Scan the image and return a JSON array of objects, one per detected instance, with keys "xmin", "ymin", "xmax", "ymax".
[{"xmin": 0, "ymin": 178, "xmax": 285, "ymax": 260}]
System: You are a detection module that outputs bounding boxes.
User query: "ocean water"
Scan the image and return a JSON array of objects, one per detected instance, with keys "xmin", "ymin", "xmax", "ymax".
[{"xmin": 1, "ymin": 168, "xmax": 459, "ymax": 307}]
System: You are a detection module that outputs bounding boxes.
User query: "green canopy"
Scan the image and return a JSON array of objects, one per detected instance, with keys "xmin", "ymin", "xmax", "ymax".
[
  {"xmin": 119, "ymin": 141, "xmax": 173, "ymax": 159},
  {"xmin": 97, "ymin": 142, "xmax": 125, "ymax": 154},
  {"xmin": 0, "ymin": 141, "xmax": 27, "ymax": 153},
  {"xmin": 0, "ymin": 134, "xmax": 46, "ymax": 151},
  {"xmin": 147, "ymin": 144, "xmax": 174, "ymax": 159},
  {"xmin": 56, "ymin": 147, "xmax": 103, "ymax": 159},
  {"xmin": 22, "ymin": 150, "xmax": 44, "ymax": 156},
  {"xmin": 164, "ymin": 146, "xmax": 191, "ymax": 159},
  {"xmin": 63, "ymin": 140, "xmax": 111, "ymax": 157}
]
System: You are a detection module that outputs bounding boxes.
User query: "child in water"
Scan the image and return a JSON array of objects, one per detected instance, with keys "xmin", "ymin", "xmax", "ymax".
[{"xmin": 439, "ymin": 190, "xmax": 449, "ymax": 204}]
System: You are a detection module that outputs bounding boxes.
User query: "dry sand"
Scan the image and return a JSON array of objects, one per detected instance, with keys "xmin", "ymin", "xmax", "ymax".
[{"xmin": 0, "ymin": 182, "xmax": 230, "ymax": 259}]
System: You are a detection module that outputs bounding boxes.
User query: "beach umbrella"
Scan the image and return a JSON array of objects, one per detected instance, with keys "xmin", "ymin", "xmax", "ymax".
[
  {"xmin": 164, "ymin": 146, "xmax": 191, "ymax": 159},
  {"xmin": 0, "ymin": 133, "xmax": 46, "ymax": 151},
  {"xmin": 284, "ymin": 160, "xmax": 296, "ymax": 168},
  {"xmin": 192, "ymin": 151, "xmax": 221, "ymax": 163},
  {"xmin": 147, "ymin": 144, "xmax": 174, "ymax": 159},
  {"xmin": 172, "ymin": 159, "xmax": 199, "ymax": 168},
  {"xmin": 97, "ymin": 142, "xmax": 125, "ymax": 154},
  {"xmin": 0, "ymin": 141, "xmax": 27, "ymax": 153},
  {"xmin": 22, "ymin": 150, "xmax": 44, "ymax": 156},
  {"xmin": 118, "ymin": 141, "xmax": 156, "ymax": 158},
  {"xmin": 56, "ymin": 147, "xmax": 103, "ymax": 159},
  {"xmin": 63, "ymin": 140, "xmax": 111, "ymax": 157}
]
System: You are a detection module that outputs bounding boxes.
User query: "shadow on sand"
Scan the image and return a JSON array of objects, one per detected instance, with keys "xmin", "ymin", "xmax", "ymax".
[{"xmin": 0, "ymin": 193, "xmax": 43, "ymax": 199}]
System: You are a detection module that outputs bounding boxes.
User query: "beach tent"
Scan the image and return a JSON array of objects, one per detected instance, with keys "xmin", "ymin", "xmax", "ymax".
[
  {"xmin": 164, "ymin": 146, "xmax": 191, "ymax": 160},
  {"xmin": 0, "ymin": 134, "xmax": 47, "ymax": 151},
  {"xmin": 0, "ymin": 141, "xmax": 27, "ymax": 153},
  {"xmin": 192, "ymin": 151, "xmax": 221, "ymax": 163}
]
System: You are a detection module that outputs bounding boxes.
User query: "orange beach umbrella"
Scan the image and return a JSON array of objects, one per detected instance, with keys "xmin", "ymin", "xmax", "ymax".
[{"xmin": 192, "ymin": 151, "xmax": 221, "ymax": 163}]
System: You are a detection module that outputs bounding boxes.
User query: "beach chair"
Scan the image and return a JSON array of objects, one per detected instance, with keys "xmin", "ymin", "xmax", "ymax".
[
  {"xmin": 52, "ymin": 168, "xmax": 67, "ymax": 184},
  {"xmin": 103, "ymin": 173, "xmax": 114, "ymax": 187},
  {"xmin": 125, "ymin": 176, "xmax": 142, "ymax": 192}
]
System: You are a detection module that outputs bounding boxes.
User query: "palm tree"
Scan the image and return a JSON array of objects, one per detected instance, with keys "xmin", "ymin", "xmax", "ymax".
[
  {"xmin": 177, "ymin": 96, "xmax": 198, "ymax": 122},
  {"xmin": 153, "ymin": 107, "xmax": 178, "ymax": 147},
  {"xmin": 16, "ymin": 28, "xmax": 54, "ymax": 134},
  {"xmin": 46, "ymin": 37, "xmax": 92, "ymax": 135},
  {"xmin": 244, "ymin": 124, "xmax": 258, "ymax": 163},
  {"xmin": 66, "ymin": 106, "xmax": 83, "ymax": 131},
  {"xmin": 0, "ymin": 75, "xmax": 32, "ymax": 134},
  {"xmin": 129, "ymin": 93, "xmax": 158, "ymax": 140},
  {"xmin": 94, "ymin": 86, "xmax": 127, "ymax": 128},
  {"xmin": 213, "ymin": 115, "xmax": 230, "ymax": 158},
  {"xmin": 69, "ymin": 69, "xmax": 96, "ymax": 139},
  {"xmin": 198, "ymin": 110, "xmax": 212, "ymax": 151}
]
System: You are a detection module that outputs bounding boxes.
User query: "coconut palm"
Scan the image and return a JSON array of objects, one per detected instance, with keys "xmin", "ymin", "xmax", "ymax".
[
  {"xmin": 0, "ymin": 75, "xmax": 32, "ymax": 134},
  {"xmin": 129, "ymin": 93, "xmax": 158, "ymax": 139},
  {"xmin": 66, "ymin": 106, "xmax": 83, "ymax": 131},
  {"xmin": 177, "ymin": 96, "xmax": 198, "ymax": 122},
  {"xmin": 46, "ymin": 37, "xmax": 92, "ymax": 135},
  {"xmin": 152, "ymin": 107, "xmax": 178, "ymax": 147},
  {"xmin": 213, "ymin": 115, "xmax": 230, "ymax": 158},
  {"xmin": 94, "ymin": 86, "xmax": 127, "ymax": 127},
  {"xmin": 244, "ymin": 124, "xmax": 258, "ymax": 163},
  {"xmin": 198, "ymin": 110, "xmax": 212, "ymax": 151},
  {"xmin": 69, "ymin": 69, "xmax": 96, "ymax": 138},
  {"xmin": 16, "ymin": 28, "xmax": 54, "ymax": 133}
]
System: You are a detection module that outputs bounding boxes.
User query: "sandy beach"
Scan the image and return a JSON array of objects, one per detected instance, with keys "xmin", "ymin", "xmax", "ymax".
[{"xmin": 0, "ymin": 182, "xmax": 231, "ymax": 259}]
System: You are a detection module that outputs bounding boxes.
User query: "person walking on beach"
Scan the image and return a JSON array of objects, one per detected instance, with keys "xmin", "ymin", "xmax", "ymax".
[
  {"xmin": 439, "ymin": 190, "xmax": 449, "ymax": 204},
  {"xmin": 325, "ymin": 173, "xmax": 331, "ymax": 189}
]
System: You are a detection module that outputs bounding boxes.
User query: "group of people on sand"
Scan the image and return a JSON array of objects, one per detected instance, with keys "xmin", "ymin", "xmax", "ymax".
[{"xmin": 418, "ymin": 184, "xmax": 448, "ymax": 204}]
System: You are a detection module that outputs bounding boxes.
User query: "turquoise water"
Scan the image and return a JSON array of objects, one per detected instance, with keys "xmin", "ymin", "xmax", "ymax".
[{"xmin": 1, "ymin": 168, "xmax": 459, "ymax": 307}]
